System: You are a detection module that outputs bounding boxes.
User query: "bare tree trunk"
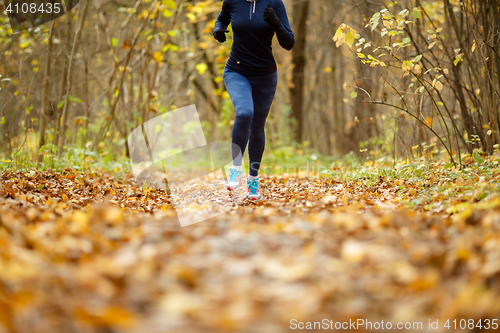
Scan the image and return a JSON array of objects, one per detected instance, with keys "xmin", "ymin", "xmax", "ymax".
[
  {"xmin": 138, "ymin": 56, "xmax": 145, "ymax": 127},
  {"xmin": 83, "ymin": 56, "xmax": 91, "ymax": 145},
  {"xmin": 290, "ymin": 0, "xmax": 309, "ymax": 142},
  {"xmin": 53, "ymin": 17, "xmax": 72, "ymax": 146},
  {"xmin": 489, "ymin": 0, "xmax": 500, "ymax": 143},
  {"xmin": 58, "ymin": 0, "xmax": 90, "ymax": 154},
  {"xmin": 337, "ymin": 46, "xmax": 347, "ymax": 154},
  {"xmin": 37, "ymin": 21, "xmax": 54, "ymax": 164}
]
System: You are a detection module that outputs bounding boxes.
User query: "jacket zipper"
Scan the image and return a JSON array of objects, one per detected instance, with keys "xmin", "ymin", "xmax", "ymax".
[{"xmin": 249, "ymin": 0, "xmax": 256, "ymax": 20}]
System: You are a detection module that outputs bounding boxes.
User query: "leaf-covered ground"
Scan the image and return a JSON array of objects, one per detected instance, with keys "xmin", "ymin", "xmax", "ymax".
[{"xmin": 1, "ymin": 160, "xmax": 500, "ymax": 332}]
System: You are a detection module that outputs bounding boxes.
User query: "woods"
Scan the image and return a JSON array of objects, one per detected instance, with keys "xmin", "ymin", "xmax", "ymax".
[
  {"xmin": 1, "ymin": 0, "xmax": 498, "ymax": 164},
  {"xmin": 2, "ymin": 0, "xmax": 500, "ymax": 332}
]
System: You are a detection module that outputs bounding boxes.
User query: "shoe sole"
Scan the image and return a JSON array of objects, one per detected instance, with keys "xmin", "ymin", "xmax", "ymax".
[{"xmin": 226, "ymin": 182, "xmax": 242, "ymax": 191}]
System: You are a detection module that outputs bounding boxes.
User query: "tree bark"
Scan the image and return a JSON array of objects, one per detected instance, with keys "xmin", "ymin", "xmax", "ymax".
[
  {"xmin": 489, "ymin": 0, "xmax": 500, "ymax": 145},
  {"xmin": 290, "ymin": 0, "xmax": 309, "ymax": 142},
  {"xmin": 491, "ymin": 0, "xmax": 500, "ymax": 91},
  {"xmin": 37, "ymin": 21, "xmax": 54, "ymax": 163},
  {"xmin": 53, "ymin": 16, "xmax": 72, "ymax": 146},
  {"xmin": 58, "ymin": 0, "xmax": 90, "ymax": 154}
]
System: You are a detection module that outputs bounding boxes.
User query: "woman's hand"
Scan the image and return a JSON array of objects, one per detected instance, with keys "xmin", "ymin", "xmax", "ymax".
[
  {"xmin": 263, "ymin": 4, "xmax": 282, "ymax": 30},
  {"xmin": 213, "ymin": 29, "xmax": 229, "ymax": 43}
]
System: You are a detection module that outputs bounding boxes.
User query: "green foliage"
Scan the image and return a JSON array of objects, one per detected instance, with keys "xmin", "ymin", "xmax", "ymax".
[
  {"xmin": 260, "ymin": 143, "xmax": 335, "ymax": 176},
  {"xmin": 334, "ymin": 6, "xmax": 460, "ymax": 165},
  {"xmin": 1, "ymin": 141, "xmax": 130, "ymax": 177},
  {"xmin": 473, "ymin": 150, "xmax": 484, "ymax": 165},
  {"xmin": 327, "ymin": 154, "xmax": 500, "ymax": 213}
]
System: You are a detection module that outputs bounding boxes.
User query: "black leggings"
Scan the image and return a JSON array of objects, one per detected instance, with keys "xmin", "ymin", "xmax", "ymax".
[{"xmin": 223, "ymin": 68, "xmax": 278, "ymax": 176}]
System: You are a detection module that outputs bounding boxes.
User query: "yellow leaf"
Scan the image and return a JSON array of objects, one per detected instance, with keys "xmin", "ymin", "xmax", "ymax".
[
  {"xmin": 186, "ymin": 12, "xmax": 196, "ymax": 22},
  {"xmin": 435, "ymin": 80, "xmax": 443, "ymax": 92},
  {"xmin": 153, "ymin": 51, "xmax": 164, "ymax": 63},
  {"xmin": 333, "ymin": 26, "xmax": 344, "ymax": 41},
  {"xmin": 334, "ymin": 33, "xmax": 345, "ymax": 47},
  {"xmin": 425, "ymin": 116, "xmax": 433, "ymax": 127},
  {"xmin": 345, "ymin": 31, "xmax": 355, "ymax": 48},
  {"xmin": 75, "ymin": 306, "xmax": 137, "ymax": 328},
  {"xmin": 165, "ymin": 0, "xmax": 176, "ymax": 9},
  {"xmin": 195, "ymin": 63, "xmax": 208, "ymax": 75},
  {"xmin": 414, "ymin": 64, "xmax": 422, "ymax": 75},
  {"xmin": 412, "ymin": 7, "xmax": 421, "ymax": 19}
]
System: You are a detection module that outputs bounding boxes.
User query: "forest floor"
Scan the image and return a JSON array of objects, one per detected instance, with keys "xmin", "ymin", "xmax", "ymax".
[{"xmin": 1, "ymin": 157, "xmax": 500, "ymax": 332}]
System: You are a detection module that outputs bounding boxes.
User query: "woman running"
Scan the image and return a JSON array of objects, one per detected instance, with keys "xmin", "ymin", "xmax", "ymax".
[{"xmin": 214, "ymin": 0, "xmax": 294, "ymax": 200}]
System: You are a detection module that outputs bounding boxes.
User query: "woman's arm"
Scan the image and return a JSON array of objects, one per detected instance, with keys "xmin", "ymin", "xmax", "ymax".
[
  {"xmin": 214, "ymin": 0, "xmax": 231, "ymax": 33},
  {"xmin": 272, "ymin": 0, "xmax": 295, "ymax": 51}
]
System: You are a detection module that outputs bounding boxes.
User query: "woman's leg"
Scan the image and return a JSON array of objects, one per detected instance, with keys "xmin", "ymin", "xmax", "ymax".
[
  {"xmin": 223, "ymin": 69, "xmax": 254, "ymax": 167},
  {"xmin": 247, "ymin": 72, "xmax": 278, "ymax": 177}
]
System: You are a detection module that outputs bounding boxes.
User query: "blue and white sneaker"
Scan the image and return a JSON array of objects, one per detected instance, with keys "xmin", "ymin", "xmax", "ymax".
[
  {"xmin": 225, "ymin": 168, "xmax": 243, "ymax": 191},
  {"xmin": 247, "ymin": 177, "xmax": 261, "ymax": 201}
]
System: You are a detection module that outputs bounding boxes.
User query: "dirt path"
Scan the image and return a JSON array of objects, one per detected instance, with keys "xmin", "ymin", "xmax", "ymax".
[{"xmin": 0, "ymin": 170, "xmax": 499, "ymax": 332}]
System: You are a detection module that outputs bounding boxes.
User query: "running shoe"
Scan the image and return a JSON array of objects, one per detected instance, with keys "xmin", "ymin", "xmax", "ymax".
[
  {"xmin": 225, "ymin": 168, "xmax": 243, "ymax": 191},
  {"xmin": 247, "ymin": 177, "xmax": 261, "ymax": 200}
]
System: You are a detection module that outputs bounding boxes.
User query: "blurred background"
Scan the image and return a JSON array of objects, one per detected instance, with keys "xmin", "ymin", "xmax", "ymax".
[
  {"xmin": 0, "ymin": 0, "xmax": 499, "ymax": 169},
  {"xmin": 2, "ymin": 2, "xmax": 500, "ymax": 332}
]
